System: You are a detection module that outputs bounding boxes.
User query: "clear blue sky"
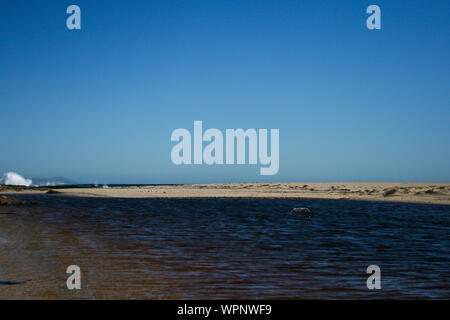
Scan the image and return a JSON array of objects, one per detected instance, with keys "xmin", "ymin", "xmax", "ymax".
[{"xmin": 1, "ymin": 0, "xmax": 449, "ymax": 184}]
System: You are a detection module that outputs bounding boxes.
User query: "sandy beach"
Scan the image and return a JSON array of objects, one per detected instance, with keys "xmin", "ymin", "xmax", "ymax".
[{"xmin": 2, "ymin": 182, "xmax": 450, "ymax": 205}]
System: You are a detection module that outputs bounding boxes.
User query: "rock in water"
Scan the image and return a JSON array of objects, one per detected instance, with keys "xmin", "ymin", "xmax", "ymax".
[
  {"xmin": 291, "ymin": 207, "xmax": 311, "ymax": 216},
  {"xmin": 0, "ymin": 195, "xmax": 25, "ymax": 206}
]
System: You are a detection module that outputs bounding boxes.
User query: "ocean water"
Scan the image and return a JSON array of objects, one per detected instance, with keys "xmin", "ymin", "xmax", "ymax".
[{"xmin": 0, "ymin": 195, "xmax": 449, "ymax": 299}]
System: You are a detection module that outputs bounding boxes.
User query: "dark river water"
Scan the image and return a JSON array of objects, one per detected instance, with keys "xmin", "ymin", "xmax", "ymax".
[{"xmin": 1, "ymin": 195, "xmax": 449, "ymax": 299}]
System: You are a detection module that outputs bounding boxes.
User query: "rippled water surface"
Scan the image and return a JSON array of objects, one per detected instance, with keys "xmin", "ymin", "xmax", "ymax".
[{"xmin": 0, "ymin": 196, "xmax": 449, "ymax": 299}]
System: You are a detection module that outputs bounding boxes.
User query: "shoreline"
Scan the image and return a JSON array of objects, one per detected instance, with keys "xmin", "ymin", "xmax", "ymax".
[{"xmin": 2, "ymin": 182, "xmax": 450, "ymax": 205}]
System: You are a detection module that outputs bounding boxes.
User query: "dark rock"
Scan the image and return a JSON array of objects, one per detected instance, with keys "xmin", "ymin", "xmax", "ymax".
[
  {"xmin": 290, "ymin": 207, "xmax": 312, "ymax": 217},
  {"xmin": 0, "ymin": 195, "xmax": 25, "ymax": 205},
  {"xmin": 383, "ymin": 188, "xmax": 397, "ymax": 197}
]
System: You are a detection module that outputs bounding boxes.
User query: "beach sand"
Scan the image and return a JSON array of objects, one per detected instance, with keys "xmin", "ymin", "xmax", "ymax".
[{"xmin": 2, "ymin": 182, "xmax": 450, "ymax": 205}]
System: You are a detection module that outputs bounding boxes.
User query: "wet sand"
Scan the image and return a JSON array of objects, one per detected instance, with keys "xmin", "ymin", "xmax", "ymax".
[{"xmin": 2, "ymin": 182, "xmax": 450, "ymax": 205}]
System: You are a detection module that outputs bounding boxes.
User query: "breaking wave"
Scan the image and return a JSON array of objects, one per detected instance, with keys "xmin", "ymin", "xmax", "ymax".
[
  {"xmin": 0, "ymin": 172, "xmax": 32, "ymax": 186},
  {"xmin": 0, "ymin": 172, "xmax": 71, "ymax": 187}
]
